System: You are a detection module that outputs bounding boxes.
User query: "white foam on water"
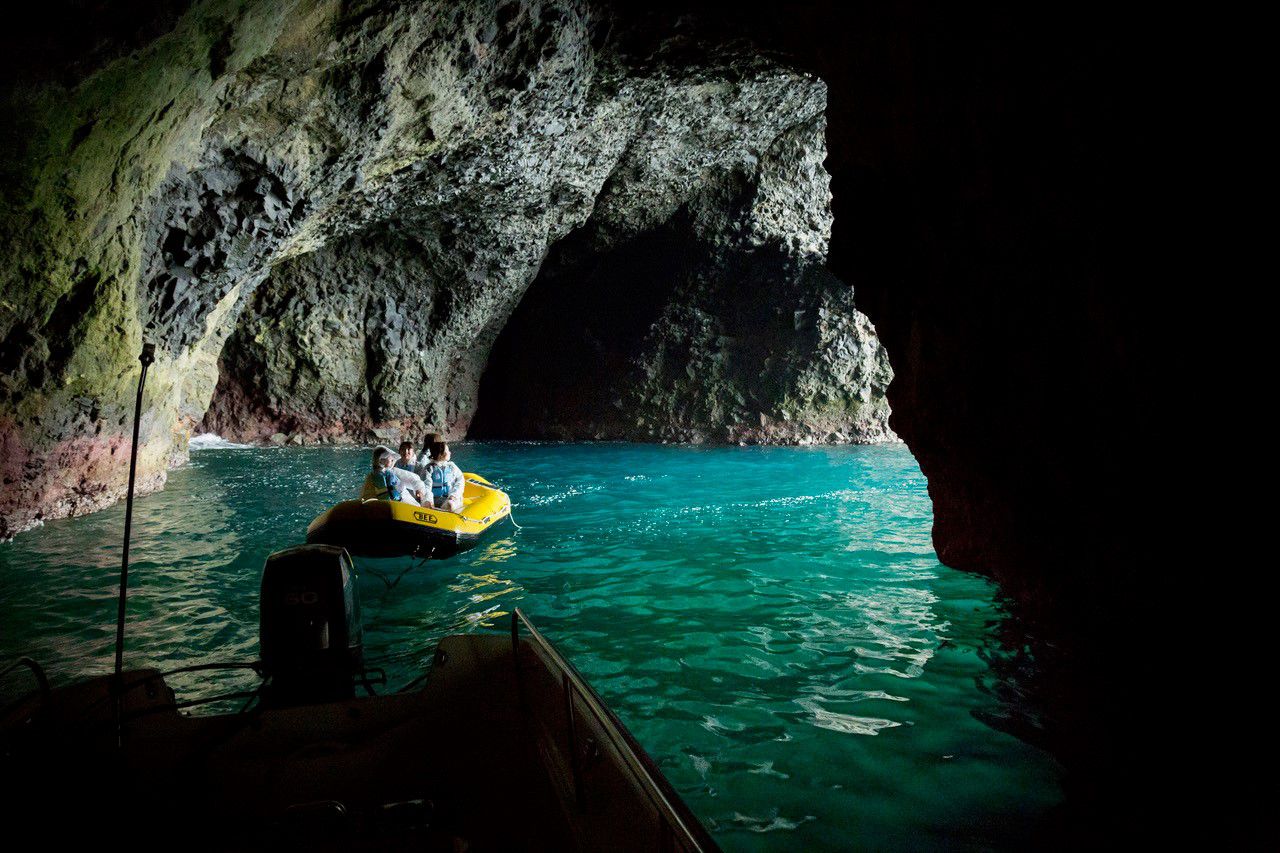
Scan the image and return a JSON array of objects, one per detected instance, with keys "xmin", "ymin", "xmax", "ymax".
[
  {"xmin": 523, "ymin": 484, "xmax": 604, "ymax": 506},
  {"xmin": 747, "ymin": 761, "xmax": 790, "ymax": 779},
  {"xmin": 189, "ymin": 433, "xmax": 252, "ymax": 450},
  {"xmin": 731, "ymin": 812, "xmax": 816, "ymax": 833},
  {"xmin": 796, "ymin": 698, "xmax": 903, "ymax": 736}
]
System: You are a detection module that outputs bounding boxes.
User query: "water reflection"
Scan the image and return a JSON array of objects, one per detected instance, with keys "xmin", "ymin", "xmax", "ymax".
[
  {"xmin": 0, "ymin": 442, "xmax": 1062, "ymax": 851},
  {"xmin": 472, "ymin": 536, "xmax": 518, "ymax": 564},
  {"xmin": 446, "ymin": 567, "xmax": 520, "ymax": 629}
]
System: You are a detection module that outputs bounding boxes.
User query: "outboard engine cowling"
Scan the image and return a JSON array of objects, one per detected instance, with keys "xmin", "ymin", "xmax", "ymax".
[{"xmin": 260, "ymin": 544, "xmax": 363, "ymax": 707}]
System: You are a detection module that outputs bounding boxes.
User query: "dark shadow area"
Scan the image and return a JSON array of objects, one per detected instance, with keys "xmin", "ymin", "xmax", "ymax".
[
  {"xmin": 470, "ymin": 218, "xmax": 699, "ymax": 439},
  {"xmin": 472, "ymin": 194, "xmax": 894, "ymax": 446},
  {"xmin": 0, "ymin": 1, "xmax": 195, "ymax": 88},
  {"xmin": 593, "ymin": 1, "xmax": 1185, "ymax": 844},
  {"xmin": 2, "ymin": 0, "xmax": 1209, "ymax": 843}
]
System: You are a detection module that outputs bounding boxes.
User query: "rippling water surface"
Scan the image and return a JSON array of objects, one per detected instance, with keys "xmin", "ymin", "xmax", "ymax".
[{"xmin": 0, "ymin": 442, "xmax": 1061, "ymax": 849}]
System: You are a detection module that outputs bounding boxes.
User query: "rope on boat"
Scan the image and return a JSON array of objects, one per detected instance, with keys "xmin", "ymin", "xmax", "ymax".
[{"xmin": 364, "ymin": 546, "xmax": 434, "ymax": 589}]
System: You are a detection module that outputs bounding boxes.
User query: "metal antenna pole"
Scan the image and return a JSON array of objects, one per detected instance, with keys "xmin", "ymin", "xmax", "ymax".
[{"xmin": 114, "ymin": 342, "xmax": 155, "ymax": 744}]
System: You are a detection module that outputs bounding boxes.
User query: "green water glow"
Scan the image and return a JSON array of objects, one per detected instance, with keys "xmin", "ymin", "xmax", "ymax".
[{"xmin": 0, "ymin": 442, "xmax": 1061, "ymax": 849}]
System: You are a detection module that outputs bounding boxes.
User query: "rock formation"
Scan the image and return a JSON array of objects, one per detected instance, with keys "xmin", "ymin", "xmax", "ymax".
[
  {"xmin": 1, "ymin": 0, "xmax": 1142, "ymax": 667},
  {"xmin": 1, "ymin": 0, "xmax": 892, "ymax": 537},
  {"xmin": 470, "ymin": 162, "xmax": 894, "ymax": 443},
  {"xmin": 1, "ymin": 1, "xmax": 1160, "ymax": 834}
]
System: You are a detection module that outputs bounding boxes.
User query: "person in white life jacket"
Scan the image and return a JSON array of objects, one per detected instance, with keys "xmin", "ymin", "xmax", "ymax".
[
  {"xmin": 412, "ymin": 433, "xmax": 441, "ymax": 483},
  {"xmin": 361, "ymin": 445, "xmax": 421, "ymax": 506},
  {"xmin": 415, "ymin": 437, "xmax": 464, "ymax": 513}
]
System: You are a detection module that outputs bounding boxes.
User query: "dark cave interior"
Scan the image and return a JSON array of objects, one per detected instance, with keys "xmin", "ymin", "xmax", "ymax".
[
  {"xmin": 0, "ymin": 0, "xmax": 1188, "ymax": 840},
  {"xmin": 471, "ymin": 221, "xmax": 699, "ymax": 439}
]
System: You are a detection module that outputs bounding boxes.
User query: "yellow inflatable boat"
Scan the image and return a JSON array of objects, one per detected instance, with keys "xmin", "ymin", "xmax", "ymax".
[{"xmin": 306, "ymin": 473, "xmax": 512, "ymax": 558}]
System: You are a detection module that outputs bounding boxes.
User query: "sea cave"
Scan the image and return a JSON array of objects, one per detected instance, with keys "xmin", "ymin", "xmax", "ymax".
[{"xmin": 0, "ymin": 0, "xmax": 1179, "ymax": 848}]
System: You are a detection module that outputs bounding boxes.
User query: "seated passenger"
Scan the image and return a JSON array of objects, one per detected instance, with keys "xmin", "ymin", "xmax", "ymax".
[
  {"xmin": 396, "ymin": 440, "xmax": 418, "ymax": 471},
  {"xmin": 416, "ymin": 438, "xmax": 464, "ymax": 513},
  {"xmin": 412, "ymin": 433, "xmax": 440, "ymax": 480},
  {"xmin": 392, "ymin": 439, "xmax": 428, "ymax": 502},
  {"xmin": 361, "ymin": 445, "xmax": 421, "ymax": 506}
]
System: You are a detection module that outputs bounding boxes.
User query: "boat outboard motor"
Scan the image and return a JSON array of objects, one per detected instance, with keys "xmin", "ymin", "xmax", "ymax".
[{"xmin": 259, "ymin": 544, "xmax": 363, "ymax": 707}]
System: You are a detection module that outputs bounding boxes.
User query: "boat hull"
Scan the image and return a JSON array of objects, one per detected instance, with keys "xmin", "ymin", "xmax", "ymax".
[
  {"xmin": 1, "ymin": 615, "xmax": 721, "ymax": 851},
  {"xmin": 306, "ymin": 472, "xmax": 511, "ymax": 558}
]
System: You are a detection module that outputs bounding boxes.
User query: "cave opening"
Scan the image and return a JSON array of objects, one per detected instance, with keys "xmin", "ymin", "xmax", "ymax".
[
  {"xmin": 0, "ymin": 0, "xmax": 1152, "ymax": 841},
  {"xmin": 198, "ymin": 130, "xmax": 897, "ymax": 450},
  {"xmin": 470, "ymin": 200, "xmax": 896, "ymax": 445},
  {"xmin": 469, "ymin": 214, "xmax": 702, "ymax": 441}
]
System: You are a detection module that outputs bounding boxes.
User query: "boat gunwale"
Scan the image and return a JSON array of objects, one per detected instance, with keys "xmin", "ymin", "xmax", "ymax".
[{"xmin": 512, "ymin": 608, "xmax": 722, "ymax": 853}]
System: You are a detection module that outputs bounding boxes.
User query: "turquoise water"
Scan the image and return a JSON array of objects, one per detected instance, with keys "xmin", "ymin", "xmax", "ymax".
[{"xmin": 0, "ymin": 442, "xmax": 1061, "ymax": 849}]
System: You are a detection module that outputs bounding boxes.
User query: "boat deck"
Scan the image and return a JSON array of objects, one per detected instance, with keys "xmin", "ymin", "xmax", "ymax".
[{"xmin": 2, "ymin": 621, "xmax": 718, "ymax": 851}]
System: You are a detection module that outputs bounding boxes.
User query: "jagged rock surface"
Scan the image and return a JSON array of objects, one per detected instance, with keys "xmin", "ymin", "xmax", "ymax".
[
  {"xmin": 0, "ymin": 0, "xmax": 890, "ymax": 537},
  {"xmin": 471, "ymin": 125, "xmax": 895, "ymax": 443},
  {"xmin": 1, "ymin": 3, "xmax": 1157, "ymax": 833}
]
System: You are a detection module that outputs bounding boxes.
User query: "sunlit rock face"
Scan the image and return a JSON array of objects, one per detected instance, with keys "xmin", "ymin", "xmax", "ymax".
[
  {"xmin": 0, "ymin": 0, "xmax": 890, "ymax": 536},
  {"xmin": 214, "ymin": 86, "xmax": 893, "ymax": 446},
  {"xmin": 470, "ymin": 124, "xmax": 895, "ymax": 443}
]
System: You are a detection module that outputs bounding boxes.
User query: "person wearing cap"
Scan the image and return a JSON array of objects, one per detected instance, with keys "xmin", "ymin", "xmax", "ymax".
[{"xmin": 361, "ymin": 444, "xmax": 422, "ymax": 506}]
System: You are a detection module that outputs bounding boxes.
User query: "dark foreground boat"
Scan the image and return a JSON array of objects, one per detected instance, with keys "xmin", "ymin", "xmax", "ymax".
[
  {"xmin": 2, "ymin": 579, "xmax": 719, "ymax": 850},
  {"xmin": 3, "ymin": 353, "xmax": 716, "ymax": 849}
]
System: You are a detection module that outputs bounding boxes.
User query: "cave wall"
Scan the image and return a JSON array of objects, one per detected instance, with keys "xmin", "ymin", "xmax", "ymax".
[
  {"xmin": 201, "ymin": 226, "xmax": 470, "ymax": 442},
  {"xmin": 1, "ymin": 0, "xmax": 890, "ymax": 536},
  {"xmin": 732, "ymin": 2, "xmax": 1142, "ymax": 619},
  {"xmin": 471, "ymin": 152, "xmax": 894, "ymax": 443},
  {"xmin": 1, "ymin": 0, "xmax": 296, "ymax": 537},
  {"xmin": 0, "ymin": 0, "xmax": 1140, "ymax": 632},
  {"xmin": 0, "ymin": 0, "xmax": 1160, "ymax": 829},
  {"xmin": 204, "ymin": 16, "xmax": 893, "ymax": 449}
]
